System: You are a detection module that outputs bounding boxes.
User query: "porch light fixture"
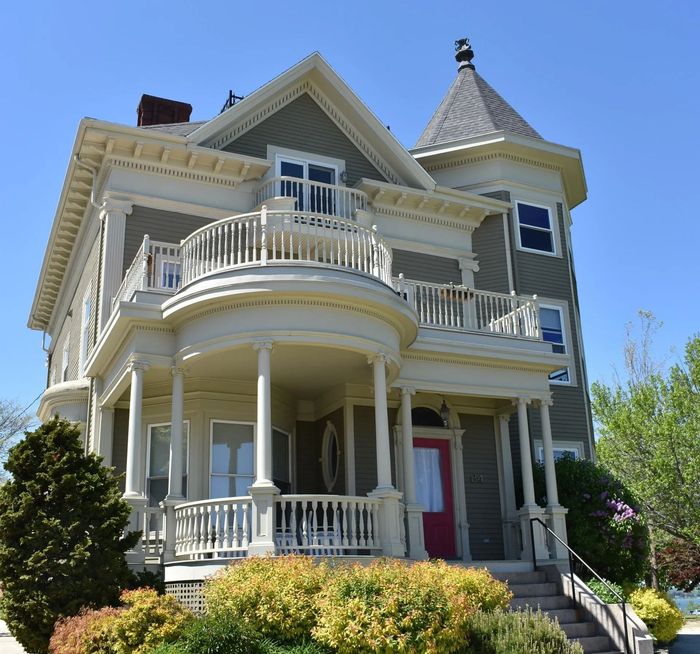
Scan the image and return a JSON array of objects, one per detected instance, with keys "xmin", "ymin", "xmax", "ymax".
[
  {"xmin": 339, "ymin": 170, "xmax": 348, "ymax": 183},
  {"xmin": 440, "ymin": 398, "xmax": 450, "ymax": 427}
]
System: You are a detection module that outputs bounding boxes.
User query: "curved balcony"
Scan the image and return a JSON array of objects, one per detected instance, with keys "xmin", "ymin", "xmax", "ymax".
[{"xmin": 180, "ymin": 207, "xmax": 392, "ymax": 287}]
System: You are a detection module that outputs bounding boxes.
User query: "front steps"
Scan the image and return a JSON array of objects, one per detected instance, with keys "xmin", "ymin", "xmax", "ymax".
[{"xmin": 494, "ymin": 571, "xmax": 622, "ymax": 654}]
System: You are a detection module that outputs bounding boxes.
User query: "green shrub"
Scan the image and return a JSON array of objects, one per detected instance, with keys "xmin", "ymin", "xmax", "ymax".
[
  {"xmin": 259, "ymin": 640, "xmax": 330, "ymax": 654},
  {"xmin": 312, "ymin": 559, "xmax": 508, "ymax": 654},
  {"xmin": 203, "ymin": 556, "xmax": 329, "ymax": 644},
  {"xmin": 0, "ymin": 419, "xmax": 139, "ymax": 654},
  {"xmin": 628, "ymin": 588, "xmax": 684, "ymax": 643},
  {"xmin": 463, "ymin": 609, "xmax": 584, "ymax": 654},
  {"xmin": 586, "ymin": 578, "xmax": 625, "ymax": 604},
  {"xmin": 173, "ymin": 612, "xmax": 261, "ymax": 654}
]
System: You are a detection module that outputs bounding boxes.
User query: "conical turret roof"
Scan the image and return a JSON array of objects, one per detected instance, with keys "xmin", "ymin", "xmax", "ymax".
[{"xmin": 415, "ymin": 39, "xmax": 541, "ymax": 148}]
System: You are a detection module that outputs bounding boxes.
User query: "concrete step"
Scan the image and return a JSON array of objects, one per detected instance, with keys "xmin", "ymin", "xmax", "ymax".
[
  {"xmin": 492, "ymin": 571, "xmax": 548, "ymax": 584},
  {"xmin": 571, "ymin": 635, "xmax": 617, "ymax": 653},
  {"xmin": 560, "ymin": 622, "xmax": 597, "ymax": 638},
  {"xmin": 510, "ymin": 594, "xmax": 571, "ymax": 610},
  {"xmin": 545, "ymin": 608, "xmax": 582, "ymax": 624},
  {"xmin": 509, "ymin": 582, "xmax": 559, "ymax": 597}
]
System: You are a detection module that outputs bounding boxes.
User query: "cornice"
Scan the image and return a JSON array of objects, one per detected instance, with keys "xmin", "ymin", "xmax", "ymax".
[
  {"xmin": 401, "ymin": 350, "xmax": 548, "ymax": 374},
  {"xmin": 422, "ymin": 150, "xmax": 562, "ymax": 174},
  {"xmin": 375, "ymin": 205, "xmax": 476, "ymax": 232}
]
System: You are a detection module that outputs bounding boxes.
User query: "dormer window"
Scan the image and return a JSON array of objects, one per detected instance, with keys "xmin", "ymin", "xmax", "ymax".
[
  {"xmin": 515, "ymin": 202, "xmax": 555, "ymax": 254},
  {"xmin": 278, "ymin": 156, "xmax": 337, "ymax": 214}
]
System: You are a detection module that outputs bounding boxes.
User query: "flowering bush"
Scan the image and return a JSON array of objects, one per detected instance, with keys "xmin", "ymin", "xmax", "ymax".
[
  {"xmin": 534, "ymin": 456, "xmax": 648, "ymax": 584},
  {"xmin": 203, "ymin": 556, "xmax": 329, "ymax": 644},
  {"xmin": 312, "ymin": 559, "xmax": 510, "ymax": 654},
  {"xmin": 628, "ymin": 588, "xmax": 684, "ymax": 643},
  {"xmin": 50, "ymin": 607, "xmax": 122, "ymax": 654}
]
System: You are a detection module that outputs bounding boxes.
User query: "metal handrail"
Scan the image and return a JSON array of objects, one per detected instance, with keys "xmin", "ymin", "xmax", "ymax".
[{"xmin": 530, "ymin": 517, "xmax": 632, "ymax": 654}]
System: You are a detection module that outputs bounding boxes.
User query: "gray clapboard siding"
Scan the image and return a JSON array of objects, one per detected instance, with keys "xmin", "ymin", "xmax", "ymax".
[
  {"xmin": 224, "ymin": 93, "xmax": 387, "ymax": 187},
  {"xmin": 113, "ymin": 408, "xmax": 129, "ymax": 493},
  {"xmin": 472, "ymin": 215, "xmax": 510, "ymax": 293},
  {"xmin": 123, "ymin": 206, "xmax": 213, "ymax": 275},
  {"xmin": 295, "ymin": 408, "xmax": 345, "ymax": 495},
  {"xmin": 460, "ymin": 414, "xmax": 505, "ymax": 560},
  {"xmin": 353, "ymin": 405, "xmax": 397, "ymax": 496},
  {"xmin": 391, "ymin": 250, "xmax": 461, "ymax": 285}
]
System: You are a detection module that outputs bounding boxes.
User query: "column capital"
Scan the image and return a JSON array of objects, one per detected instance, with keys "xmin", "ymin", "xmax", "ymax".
[
  {"xmin": 399, "ymin": 385, "xmax": 416, "ymax": 396},
  {"xmin": 514, "ymin": 396, "xmax": 531, "ymax": 407},
  {"xmin": 539, "ymin": 397, "xmax": 554, "ymax": 407},
  {"xmin": 100, "ymin": 197, "xmax": 134, "ymax": 217},
  {"xmin": 497, "ymin": 410, "xmax": 513, "ymax": 421},
  {"xmin": 252, "ymin": 339, "xmax": 274, "ymax": 352},
  {"xmin": 367, "ymin": 352, "xmax": 388, "ymax": 366},
  {"xmin": 128, "ymin": 359, "xmax": 150, "ymax": 373},
  {"xmin": 170, "ymin": 364, "xmax": 188, "ymax": 378}
]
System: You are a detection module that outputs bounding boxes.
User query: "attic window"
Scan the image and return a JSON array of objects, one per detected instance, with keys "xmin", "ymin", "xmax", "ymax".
[{"xmin": 515, "ymin": 202, "xmax": 555, "ymax": 254}]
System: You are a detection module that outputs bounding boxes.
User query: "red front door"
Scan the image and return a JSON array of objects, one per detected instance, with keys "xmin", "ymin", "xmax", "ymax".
[{"xmin": 414, "ymin": 437, "xmax": 456, "ymax": 559}]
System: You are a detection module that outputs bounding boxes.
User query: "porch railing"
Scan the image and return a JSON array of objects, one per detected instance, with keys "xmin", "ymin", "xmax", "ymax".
[
  {"xmin": 113, "ymin": 236, "xmax": 181, "ymax": 309},
  {"xmin": 255, "ymin": 177, "xmax": 368, "ymax": 221},
  {"xmin": 275, "ymin": 495, "xmax": 383, "ymax": 555},
  {"xmin": 174, "ymin": 497, "xmax": 252, "ymax": 559},
  {"xmin": 394, "ymin": 276, "xmax": 541, "ymax": 339},
  {"xmin": 181, "ymin": 208, "xmax": 393, "ymax": 286}
]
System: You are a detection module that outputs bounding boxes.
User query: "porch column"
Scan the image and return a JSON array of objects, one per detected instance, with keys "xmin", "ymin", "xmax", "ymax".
[
  {"xmin": 400, "ymin": 386, "xmax": 428, "ymax": 560},
  {"xmin": 516, "ymin": 397, "xmax": 549, "ymax": 561},
  {"xmin": 497, "ymin": 412, "xmax": 519, "ymax": 559},
  {"xmin": 124, "ymin": 359, "xmax": 148, "ymax": 566},
  {"xmin": 540, "ymin": 398, "xmax": 569, "ymax": 559},
  {"xmin": 99, "ymin": 198, "xmax": 133, "ymax": 330},
  {"xmin": 249, "ymin": 340, "xmax": 279, "ymax": 556},
  {"xmin": 162, "ymin": 365, "xmax": 186, "ymax": 563},
  {"xmin": 368, "ymin": 354, "xmax": 404, "ymax": 557}
]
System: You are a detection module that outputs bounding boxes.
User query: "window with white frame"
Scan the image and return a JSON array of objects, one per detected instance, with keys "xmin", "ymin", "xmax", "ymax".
[
  {"xmin": 540, "ymin": 304, "xmax": 570, "ymax": 383},
  {"xmin": 146, "ymin": 422, "xmax": 190, "ymax": 507},
  {"xmin": 79, "ymin": 286, "xmax": 92, "ymax": 376},
  {"xmin": 276, "ymin": 155, "xmax": 338, "ymax": 215},
  {"xmin": 515, "ymin": 202, "xmax": 555, "ymax": 254},
  {"xmin": 210, "ymin": 421, "xmax": 255, "ymax": 498},
  {"xmin": 535, "ymin": 441, "xmax": 583, "ymax": 463},
  {"xmin": 61, "ymin": 336, "xmax": 70, "ymax": 382}
]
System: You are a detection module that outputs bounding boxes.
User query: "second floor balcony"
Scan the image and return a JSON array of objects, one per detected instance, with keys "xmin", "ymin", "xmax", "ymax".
[{"xmin": 113, "ymin": 208, "xmax": 541, "ymax": 343}]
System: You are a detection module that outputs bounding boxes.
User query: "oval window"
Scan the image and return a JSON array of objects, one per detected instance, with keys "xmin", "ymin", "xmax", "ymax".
[{"xmin": 321, "ymin": 422, "xmax": 340, "ymax": 492}]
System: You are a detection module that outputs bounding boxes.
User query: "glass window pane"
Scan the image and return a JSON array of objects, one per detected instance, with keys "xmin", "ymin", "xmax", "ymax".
[
  {"xmin": 149, "ymin": 426, "xmax": 171, "ymax": 477},
  {"xmin": 148, "ymin": 478, "xmax": 168, "ymax": 507},
  {"xmin": 272, "ymin": 429, "xmax": 290, "ymax": 484},
  {"xmin": 549, "ymin": 367, "xmax": 570, "ymax": 382},
  {"xmin": 517, "ymin": 203, "xmax": 551, "ymax": 229},
  {"xmin": 211, "ymin": 423, "xmax": 254, "ymax": 475},
  {"xmin": 210, "ymin": 475, "xmax": 253, "ymax": 498},
  {"xmin": 414, "ymin": 447, "xmax": 444, "ymax": 513},
  {"xmin": 520, "ymin": 226, "xmax": 553, "ymax": 252},
  {"xmin": 540, "ymin": 307, "xmax": 562, "ymax": 331},
  {"xmin": 280, "ymin": 160, "xmax": 304, "ymax": 178},
  {"xmin": 308, "ymin": 164, "xmax": 335, "ymax": 184}
]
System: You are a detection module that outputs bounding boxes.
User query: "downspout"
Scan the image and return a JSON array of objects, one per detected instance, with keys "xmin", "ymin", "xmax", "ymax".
[{"xmin": 73, "ymin": 155, "xmax": 103, "ymax": 455}]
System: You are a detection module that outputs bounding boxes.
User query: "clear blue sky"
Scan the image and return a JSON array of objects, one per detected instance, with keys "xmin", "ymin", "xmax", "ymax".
[{"xmin": 1, "ymin": 1, "xmax": 698, "ymax": 417}]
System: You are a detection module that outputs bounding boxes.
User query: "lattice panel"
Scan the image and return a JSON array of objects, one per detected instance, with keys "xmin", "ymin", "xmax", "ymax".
[{"xmin": 166, "ymin": 581, "xmax": 205, "ymax": 613}]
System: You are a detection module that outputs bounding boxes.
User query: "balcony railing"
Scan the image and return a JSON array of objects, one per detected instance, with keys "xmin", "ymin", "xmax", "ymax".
[
  {"xmin": 180, "ymin": 208, "xmax": 393, "ymax": 286},
  {"xmin": 394, "ymin": 276, "xmax": 541, "ymax": 340},
  {"xmin": 255, "ymin": 176, "xmax": 368, "ymax": 221}
]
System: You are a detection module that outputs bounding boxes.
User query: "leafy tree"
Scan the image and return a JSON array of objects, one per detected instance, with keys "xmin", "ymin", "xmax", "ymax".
[
  {"xmin": 534, "ymin": 455, "xmax": 648, "ymax": 584},
  {"xmin": 592, "ymin": 313, "xmax": 700, "ymax": 551},
  {"xmin": 0, "ymin": 398, "xmax": 33, "ymax": 481},
  {"xmin": 657, "ymin": 538, "xmax": 700, "ymax": 592},
  {"xmin": 0, "ymin": 418, "xmax": 138, "ymax": 653}
]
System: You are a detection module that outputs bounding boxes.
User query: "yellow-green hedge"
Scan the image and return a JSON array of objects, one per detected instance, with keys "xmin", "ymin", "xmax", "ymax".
[{"xmin": 628, "ymin": 588, "xmax": 684, "ymax": 643}]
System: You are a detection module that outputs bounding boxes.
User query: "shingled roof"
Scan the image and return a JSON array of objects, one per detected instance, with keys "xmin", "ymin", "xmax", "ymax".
[{"xmin": 415, "ymin": 41, "xmax": 541, "ymax": 148}]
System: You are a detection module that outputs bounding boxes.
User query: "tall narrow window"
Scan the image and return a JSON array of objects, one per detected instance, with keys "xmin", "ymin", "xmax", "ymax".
[
  {"xmin": 540, "ymin": 305, "xmax": 570, "ymax": 383},
  {"xmin": 273, "ymin": 429, "xmax": 291, "ymax": 494},
  {"xmin": 61, "ymin": 336, "xmax": 70, "ymax": 382},
  {"xmin": 79, "ymin": 286, "xmax": 92, "ymax": 376},
  {"xmin": 516, "ymin": 202, "xmax": 555, "ymax": 254},
  {"xmin": 146, "ymin": 423, "xmax": 189, "ymax": 507},
  {"xmin": 210, "ymin": 422, "xmax": 255, "ymax": 498}
]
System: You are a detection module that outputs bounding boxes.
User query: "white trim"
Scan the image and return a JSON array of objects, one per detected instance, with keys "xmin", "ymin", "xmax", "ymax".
[
  {"xmin": 79, "ymin": 283, "xmax": 92, "ymax": 377},
  {"xmin": 534, "ymin": 439, "xmax": 584, "ymax": 462},
  {"xmin": 514, "ymin": 200, "xmax": 557, "ymax": 256},
  {"xmin": 61, "ymin": 334, "xmax": 70, "ymax": 382},
  {"xmin": 321, "ymin": 421, "xmax": 340, "ymax": 492},
  {"xmin": 209, "ymin": 419, "xmax": 256, "ymax": 498},
  {"xmin": 272, "ymin": 426, "xmax": 293, "ymax": 489},
  {"xmin": 269, "ymin": 145, "xmax": 345, "ymax": 183},
  {"xmin": 539, "ymin": 302, "xmax": 573, "ymax": 386}
]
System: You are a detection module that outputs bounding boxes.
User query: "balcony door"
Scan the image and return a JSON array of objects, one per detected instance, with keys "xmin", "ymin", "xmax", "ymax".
[
  {"xmin": 414, "ymin": 437, "xmax": 457, "ymax": 559},
  {"xmin": 278, "ymin": 157, "xmax": 336, "ymax": 215}
]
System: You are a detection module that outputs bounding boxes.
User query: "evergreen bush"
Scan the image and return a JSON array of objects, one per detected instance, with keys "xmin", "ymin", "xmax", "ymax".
[{"xmin": 0, "ymin": 419, "xmax": 138, "ymax": 653}]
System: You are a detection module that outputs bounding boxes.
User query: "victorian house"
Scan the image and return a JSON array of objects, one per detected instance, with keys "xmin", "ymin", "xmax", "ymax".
[{"xmin": 29, "ymin": 41, "xmax": 593, "ymax": 598}]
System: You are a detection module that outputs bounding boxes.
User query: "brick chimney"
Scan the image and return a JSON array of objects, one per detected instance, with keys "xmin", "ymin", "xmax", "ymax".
[{"xmin": 137, "ymin": 94, "xmax": 192, "ymax": 126}]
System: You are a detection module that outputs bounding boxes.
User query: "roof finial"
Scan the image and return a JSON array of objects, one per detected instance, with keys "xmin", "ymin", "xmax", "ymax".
[{"xmin": 455, "ymin": 38, "xmax": 475, "ymax": 71}]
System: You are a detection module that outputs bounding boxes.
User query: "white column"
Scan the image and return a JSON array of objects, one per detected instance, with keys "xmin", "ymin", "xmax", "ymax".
[
  {"xmin": 344, "ymin": 399, "xmax": 356, "ymax": 495},
  {"xmin": 367, "ymin": 354, "xmax": 404, "ymax": 557},
  {"xmin": 516, "ymin": 397, "xmax": 549, "ymax": 561},
  {"xmin": 99, "ymin": 198, "xmax": 133, "ymax": 330},
  {"xmin": 124, "ymin": 360, "xmax": 148, "ymax": 498},
  {"xmin": 370, "ymin": 354, "xmax": 393, "ymax": 490},
  {"xmin": 400, "ymin": 386, "xmax": 428, "ymax": 560},
  {"xmin": 541, "ymin": 398, "xmax": 569, "ymax": 559},
  {"xmin": 166, "ymin": 366, "xmax": 186, "ymax": 500},
  {"xmin": 248, "ymin": 340, "xmax": 279, "ymax": 556},
  {"xmin": 497, "ymin": 412, "xmax": 519, "ymax": 558}
]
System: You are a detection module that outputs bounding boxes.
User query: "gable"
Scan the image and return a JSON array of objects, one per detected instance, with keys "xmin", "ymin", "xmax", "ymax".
[{"xmin": 222, "ymin": 93, "xmax": 388, "ymax": 186}]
